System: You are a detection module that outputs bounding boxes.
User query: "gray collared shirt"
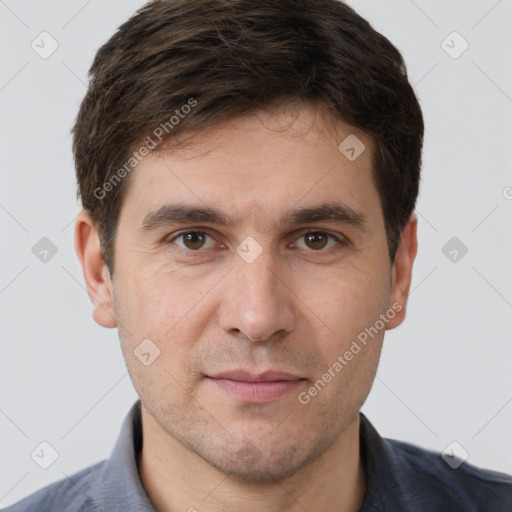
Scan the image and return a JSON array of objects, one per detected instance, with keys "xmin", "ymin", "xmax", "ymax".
[{"xmin": 3, "ymin": 400, "xmax": 512, "ymax": 511}]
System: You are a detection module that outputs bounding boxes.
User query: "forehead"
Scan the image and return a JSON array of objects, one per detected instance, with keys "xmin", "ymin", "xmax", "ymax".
[{"xmin": 120, "ymin": 103, "xmax": 381, "ymax": 228}]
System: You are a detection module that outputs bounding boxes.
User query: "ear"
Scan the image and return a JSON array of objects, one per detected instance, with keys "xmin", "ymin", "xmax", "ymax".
[
  {"xmin": 74, "ymin": 210, "xmax": 117, "ymax": 328},
  {"xmin": 386, "ymin": 214, "xmax": 418, "ymax": 330}
]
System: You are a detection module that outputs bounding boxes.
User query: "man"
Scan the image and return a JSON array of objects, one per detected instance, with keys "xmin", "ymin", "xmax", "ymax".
[{"xmin": 4, "ymin": 0, "xmax": 511, "ymax": 510}]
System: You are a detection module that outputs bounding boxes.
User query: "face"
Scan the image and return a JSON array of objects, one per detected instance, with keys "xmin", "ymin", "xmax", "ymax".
[{"xmin": 77, "ymin": 102, "xmax": 416, "ymax": 482}]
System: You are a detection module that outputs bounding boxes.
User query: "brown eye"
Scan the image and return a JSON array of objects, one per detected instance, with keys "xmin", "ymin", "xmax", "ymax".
[
  {"xmin": 173, "ymin": 231, "xmax": 215, "ymax": 251},
  {"xmin": 305, "ymin": 232, "xmax": 328, "ymax": 250},
  {"xmin": 182, "ymin": 232, "xmax": 206, "ymax": 250},
  {"xmin": 295, "ymin": 231, "xmax": 340, "ymax": 251}
]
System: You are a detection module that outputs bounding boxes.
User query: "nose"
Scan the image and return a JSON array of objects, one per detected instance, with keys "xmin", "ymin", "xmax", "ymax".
[{"xmin": 218, "ymin": 250, "xmax": 297, "ymax": 343}]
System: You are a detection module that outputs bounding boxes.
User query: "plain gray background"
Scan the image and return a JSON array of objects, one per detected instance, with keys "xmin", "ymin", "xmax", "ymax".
[{"xmin": 1, "ymin": 0, "xmax": 511, "ymax": 507}]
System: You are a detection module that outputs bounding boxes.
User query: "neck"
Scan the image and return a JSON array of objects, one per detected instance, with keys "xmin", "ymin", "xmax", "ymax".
[{"xmin": 138, "ymin": 408, "xmax": 366, "ymax": 512}]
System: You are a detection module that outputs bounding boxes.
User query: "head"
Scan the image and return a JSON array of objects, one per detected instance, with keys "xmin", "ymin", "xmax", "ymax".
[{"xmin": 74, "ymin": 0, "xmax": 422, "ymax": 482}]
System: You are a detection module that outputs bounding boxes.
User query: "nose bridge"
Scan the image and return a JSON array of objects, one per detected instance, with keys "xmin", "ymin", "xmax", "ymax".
[
  {"xmin": 218, "ymin": 243, "xmax": 296, "ymax": 341},
  {"xmin": 235, "ymin": 234, "xmax": 280, "ymax": 290},
  {"xmin": 238, "ymin": 253, "xmax": 279, "ymax": 300}
]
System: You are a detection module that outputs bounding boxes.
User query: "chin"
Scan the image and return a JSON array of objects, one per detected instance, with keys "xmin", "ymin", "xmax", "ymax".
[
  {"xmin": 208, "ymin": 457, "xmax": 306, "ymax": 484},
  {"xmin": 194, "ymin": 433, "xmax": 330, "ymax": 484}
]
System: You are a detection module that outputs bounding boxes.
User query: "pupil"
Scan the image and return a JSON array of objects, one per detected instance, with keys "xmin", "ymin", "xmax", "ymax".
[{"xmin": 307, "ymin": 233, "xmax": 327, "ymax": 250}]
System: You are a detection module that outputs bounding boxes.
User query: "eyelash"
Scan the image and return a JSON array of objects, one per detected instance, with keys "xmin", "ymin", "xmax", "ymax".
[{"xmin": 166, "ymin": 229, "xmax": 346, "ymax": 257}]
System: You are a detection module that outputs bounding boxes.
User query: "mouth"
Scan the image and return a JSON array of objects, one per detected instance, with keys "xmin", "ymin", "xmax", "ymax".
[{"xmin": 206, "ymin": 370, "xmax": 307, "ymax": 403}]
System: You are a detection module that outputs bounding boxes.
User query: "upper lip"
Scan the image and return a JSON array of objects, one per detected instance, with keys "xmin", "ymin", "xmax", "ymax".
[{"xmin": 208, "ymin": 370, "xmax": 304, "ymax": 382}]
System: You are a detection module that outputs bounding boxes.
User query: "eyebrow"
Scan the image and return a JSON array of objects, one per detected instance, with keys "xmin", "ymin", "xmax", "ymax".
[
  {"xmin": 138, "ymin": 202, "xmax": 368, "ymax": 232},
  {"xmin": 282, "ymin": 202, "xmax": 367, "ymax": 228},
  {"xmin": 139, "ymin": 204, "xmax": 234, "ymax": 232}
]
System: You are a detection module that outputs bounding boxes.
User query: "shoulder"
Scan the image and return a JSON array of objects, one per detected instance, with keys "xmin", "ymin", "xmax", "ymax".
[
  {"xmin": 386, "ymin": 437, "xmax": 512, "ymax": 510},
  {"xmin": 360, "ymin": 413, "xmax": 512, "ymax": 510},
  {"xmin": 1, "ymin": 461, "xmax": 105, "ymax": 512}
]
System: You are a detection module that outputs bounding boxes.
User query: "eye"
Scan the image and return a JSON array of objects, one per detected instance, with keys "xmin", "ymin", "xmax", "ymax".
[
  {"xmin": 170, "ymin": 231, "xmax": 217, "ymax": 251},
  {"xmin": 293, "ymin": 231, "xmax": 342, "ymax": 251}
]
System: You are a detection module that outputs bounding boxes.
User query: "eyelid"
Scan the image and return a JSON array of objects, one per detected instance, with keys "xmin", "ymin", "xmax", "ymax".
[
  {"xmin": 167, "ymin": 229, "xmax": 219, "ymax": 250},
  {"xmin": 294, "ymin": 228, "xmax": 344, "ymax": 240},
  {"xmin": 290, "ymin": 229, "xmax": 346, "ymax": 249}
]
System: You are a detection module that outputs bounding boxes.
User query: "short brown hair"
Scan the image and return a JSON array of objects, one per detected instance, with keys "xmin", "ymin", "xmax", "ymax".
[{"xmin": 73, "ymin": 0, "xmax": 424, "ymax": 275}]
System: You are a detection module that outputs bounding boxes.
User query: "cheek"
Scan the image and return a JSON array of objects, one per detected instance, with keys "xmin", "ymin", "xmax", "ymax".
[
  {"xmin": 113, "ymin": 264, "xmax": 214, "ymax": 378},
  {"xmin": 113, "ymin": 271, "xmax": 201, "ymax": 408},
  {"xmin": 297, "ymin": 261, "xmax": 389, "ymax": 399},
  {"xmin": 303, "ymin": 262, "xmax": 390, "ymax": 339},
  {"xmin": 115, "ymin": 262, "xmax": 200, "ymax": 333},
  {"xmin": 303, "ymin": 274, "xmax": 386, "ymax": 412}
]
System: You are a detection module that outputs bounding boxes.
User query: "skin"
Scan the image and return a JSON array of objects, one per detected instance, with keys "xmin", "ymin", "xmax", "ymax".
[{"xmin": 75, "ymin": 102, "xmax": 417, "ymax": 512}]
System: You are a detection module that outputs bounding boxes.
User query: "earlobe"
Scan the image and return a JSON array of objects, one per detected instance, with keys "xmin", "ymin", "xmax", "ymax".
[
  {"xmin": 386, "ymin": 214, "xmax": 418, "ymax": 330},
  {"xmin": 74, "ymin": 210, "xmax": 118, "ymax": 329}
]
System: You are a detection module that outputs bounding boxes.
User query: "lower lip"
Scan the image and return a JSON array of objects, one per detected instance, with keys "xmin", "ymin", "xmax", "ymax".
[{"xmin": 208, "ymin": 378, "xmax": 304, "ymax": 403}]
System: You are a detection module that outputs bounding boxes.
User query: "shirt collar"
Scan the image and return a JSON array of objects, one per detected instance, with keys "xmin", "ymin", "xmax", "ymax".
[
  {"xmin": 89, "ymin": 400, "xmax": 155, "ymax": 511},
  {"xmin": 358, "ymin": 411, "xmax": 412, "ymax": 511}
]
